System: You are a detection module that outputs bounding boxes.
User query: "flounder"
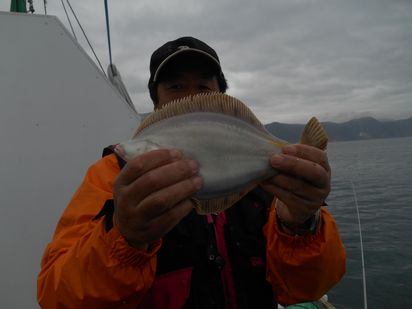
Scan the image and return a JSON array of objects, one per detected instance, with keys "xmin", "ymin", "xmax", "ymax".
[{"xmin": 115, "ymin": 93, "xmax": 328, "ymax": 214}]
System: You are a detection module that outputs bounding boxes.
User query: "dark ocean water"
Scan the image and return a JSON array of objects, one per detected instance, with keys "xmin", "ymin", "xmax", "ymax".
[{"xmin": 325, "ymin": 137, "xmax": 412, "ymax": 308}]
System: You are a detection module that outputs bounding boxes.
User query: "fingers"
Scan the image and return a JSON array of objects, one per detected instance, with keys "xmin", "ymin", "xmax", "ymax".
[
  {"xmin": 283, "ymin": 144, "xmax": 331, "ymax": 173},
  {"xmin": 137, "ymin": 175, "xmax": 202, "ymax": 220},
  {"xmin": 113, "ymin": 149, "xmax": 203, "ymax": 248},
  {"xmin": 265, "ymin": 174, "xmax": 328, "ymax": 203},
  {"xmin": 116, "ymin": 149, "xmax": 182, "ymax": 186},
  {"xmin": 263, "ymin": 144, "xmax": 331, "ymax": 225},
  {"xmin": 116, "ymin": 199, "xmax": 195, "ymax": 248},
  {"xmin": 261, "ymin": 178, "xmax": 324, "ymax": 224},
  {"xmin": 274, "ymin": 199, "xmax": 314, "ymax": 227},
  {"xmin": 270, "ymin": 145, "xmax": 330, "ymax": 188},
  {"xmin": 144, "ymin": 199, "xmax": 194, "ymax": 242},
  {"xmin": 123, "ymin": 158, "xmax": 200, "ymax": 204}
]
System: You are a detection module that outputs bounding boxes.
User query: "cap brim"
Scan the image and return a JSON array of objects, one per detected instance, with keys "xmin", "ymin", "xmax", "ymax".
[{"xmin": 153, "ymin": 48, "xmax": 221, "ymax": 82}]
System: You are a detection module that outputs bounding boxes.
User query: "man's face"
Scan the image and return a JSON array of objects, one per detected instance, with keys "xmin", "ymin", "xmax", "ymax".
[{"xmin": 156, "ymin": 72, "xmax": 220, "ymax": 109}]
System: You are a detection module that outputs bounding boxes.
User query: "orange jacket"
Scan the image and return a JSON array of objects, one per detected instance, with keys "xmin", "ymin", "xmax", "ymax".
[{"xmin": 37, "ymin": 154, "xmax": 346, "ymax": 308}]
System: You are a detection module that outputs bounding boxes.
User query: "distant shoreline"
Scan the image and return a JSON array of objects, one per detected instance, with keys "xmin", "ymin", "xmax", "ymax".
[
  {"xmin": 265, "ymin": 116, "xmax": 412, "ymax": 143},
  {"xmin": 327, "ymin": 135, "xmax": 412, "ymax": 144}
]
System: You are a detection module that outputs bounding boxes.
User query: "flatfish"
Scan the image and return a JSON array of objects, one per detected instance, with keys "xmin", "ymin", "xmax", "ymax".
[{"xmin": 115, "ymin": 93, "xmax": 328, "ymax": 214}]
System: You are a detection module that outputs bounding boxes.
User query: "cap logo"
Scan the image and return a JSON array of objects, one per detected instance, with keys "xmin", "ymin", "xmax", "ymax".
[{"xmin": 177, "ymin": 45, "xmax": 190, "ymax": 50}]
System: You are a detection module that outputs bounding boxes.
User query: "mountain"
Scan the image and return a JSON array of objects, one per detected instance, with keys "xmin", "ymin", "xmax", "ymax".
[{"xmin": 264, "ymin": 117, "xmax": 412, "ymax": 142}]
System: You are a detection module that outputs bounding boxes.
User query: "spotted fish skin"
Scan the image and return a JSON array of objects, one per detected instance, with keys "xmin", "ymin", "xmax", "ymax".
[{"xmin": 116, "ymin": 93, "xmax": 328, "ymax": 214}]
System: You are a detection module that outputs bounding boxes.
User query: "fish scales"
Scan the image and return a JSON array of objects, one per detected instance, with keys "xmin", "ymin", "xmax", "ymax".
[{"xmin": 116, "ymin": 93, "xmax": 328, "ymax": 214}]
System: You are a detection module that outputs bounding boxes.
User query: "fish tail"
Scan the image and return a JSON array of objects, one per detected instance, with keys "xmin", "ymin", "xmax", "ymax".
[{"xmin": 300, "ymin": 117, "xmax": 328, "ymax": 150}]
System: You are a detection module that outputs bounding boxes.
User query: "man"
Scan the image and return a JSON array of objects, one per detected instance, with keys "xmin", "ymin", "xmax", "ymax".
[{"xmin": 38, "ymin": 37, "xmax": 345, "ymax": 308}]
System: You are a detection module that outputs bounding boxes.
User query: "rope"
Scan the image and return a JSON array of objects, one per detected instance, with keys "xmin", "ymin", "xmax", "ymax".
[
  {"xmin": 65, "ymin": 0, "xmax": 107, "ymax": 77},
  {"xmin": 351, "ymin": 181, "xmax": 368, "ymax": 309},
  {"xmin": 104, "ymin": 0, "xmax": 113, "ymax": 68},
  {"xmin": 60, "ymin": 0, "xmax": 77, "ymax": 41}
]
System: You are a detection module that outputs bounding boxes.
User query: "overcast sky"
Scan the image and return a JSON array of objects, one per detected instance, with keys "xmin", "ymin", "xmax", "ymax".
[{"xmin": 1, "ymin": 0, "xmax": 411, "ymax": 123}]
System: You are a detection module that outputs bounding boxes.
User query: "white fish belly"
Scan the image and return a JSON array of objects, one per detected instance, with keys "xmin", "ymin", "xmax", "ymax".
[{"xmin": 121, "ymin": 113, "xmax": 285, "ymax": 199}]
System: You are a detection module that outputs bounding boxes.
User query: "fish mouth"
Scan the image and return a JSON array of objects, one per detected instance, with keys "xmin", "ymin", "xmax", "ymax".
[{"xmin": 114, "ymin": 144, "xmax": 127, "ymax": 160}]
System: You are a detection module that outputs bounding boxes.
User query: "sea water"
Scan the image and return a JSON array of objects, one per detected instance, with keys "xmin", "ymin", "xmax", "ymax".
[{"xmin": 326, "ymin": 137, "xmax": 412, "ymax": 308}]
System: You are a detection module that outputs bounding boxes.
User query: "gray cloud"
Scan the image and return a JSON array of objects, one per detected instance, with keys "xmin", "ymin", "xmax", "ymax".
[{"xmin": 2, "ymin": 0, "xmax": 411, "ymax": 123}]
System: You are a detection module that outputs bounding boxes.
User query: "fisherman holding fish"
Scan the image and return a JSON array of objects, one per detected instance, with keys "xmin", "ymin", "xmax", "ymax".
[{"xmin": 38, "ymin": 37, "xmax": 346, "ymax": 308}]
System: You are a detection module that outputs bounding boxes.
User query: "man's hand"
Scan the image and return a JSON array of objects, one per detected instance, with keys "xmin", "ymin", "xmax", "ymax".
[
  {"xmin": 113, "ymin": 149, "xmax": 202, "ymax": 250},
  {"xmin": 261, "ymin": 144, "xmax": 331, "ymax": 225}
]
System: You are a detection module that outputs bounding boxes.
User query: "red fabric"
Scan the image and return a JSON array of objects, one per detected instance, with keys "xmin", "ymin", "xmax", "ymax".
[
  {"xmin": 214, "ymin": 212, "xmax": 238, "ymax": 309},
  {"xmin": 250, "ymin": 256, "xmax": 265, "ymax": 268},
  {"xmin": 140, "ymin": 267, "xmax": 193, "ymax": 309}
]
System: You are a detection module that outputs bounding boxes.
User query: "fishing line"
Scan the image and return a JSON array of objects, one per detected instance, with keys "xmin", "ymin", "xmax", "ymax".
[
  {"xmin": 350, "ymin": 180, "xmax": 368, "ymax": 309},
  {"xmin": 65, "ymin": 0, "xmax": 107, "ymax": 77},
  {"xmin": 104, "ymin": 0, "xmax": 113, "ymax": 68},
  {"xmin": 60, "ymin": 0, "xmax": 77, "ymax": 41}
]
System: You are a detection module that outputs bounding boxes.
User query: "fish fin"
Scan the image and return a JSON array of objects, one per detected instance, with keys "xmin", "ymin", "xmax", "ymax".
[
  {"xmin": 191, "ymin": 184, "xmax": 256, "ymax": 215},
  {"xmin": 300, "ymin": 117, "xmax": 328, "ymax": 150},
  {"xmin": 133, "ymin": 93, "xmax": 266, "ymax": 137}
]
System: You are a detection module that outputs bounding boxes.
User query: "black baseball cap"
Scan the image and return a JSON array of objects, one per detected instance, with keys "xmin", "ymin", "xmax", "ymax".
[{"xmin": 148, "ymin": 36, "xmax": 223, "ymax": 85}]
